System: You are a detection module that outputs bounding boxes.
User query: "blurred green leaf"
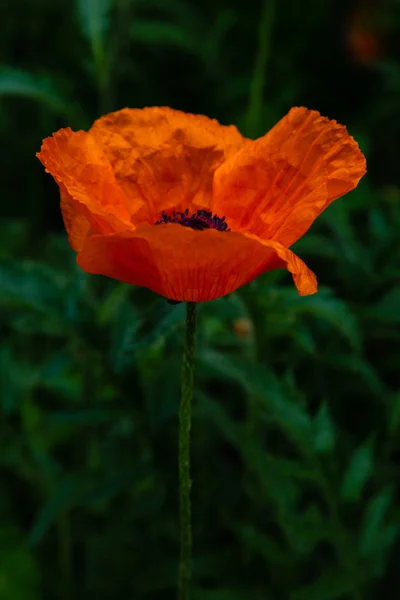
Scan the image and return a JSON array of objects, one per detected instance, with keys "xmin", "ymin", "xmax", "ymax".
[
  {"xmin": 193, "ymin": 590, "xmax": 264, "ymax": 600},
  {"xmin": 131, "ymin": 19, "xmax": 196, "ymax": 52},
  {"xmin": 138, "ymin": 0, "xmax": 198, "ymax": 24},
  {"xmin": 77, "ymin": 0, "xmax": 112, "ymax": 63},
  {"xmin": 29, "ymin": 462, "xmax": 155, "ymax": 545},
  {"xmin": 295, "ymin": 290, "xmax": 361, "ymax": 351},
  {"xmin": 321, "ymin": 199, "xmax": 365, "ymax": 267},
  {"xmin": 200, "ymin": 9, "xmax": 237, "ymax": 64},
  {"xmin": 0, "ymin": 527, "xmax": 41, "ymax": 600},
  {"xmin": 245, "ymin": 0, "xmax": 275, "ymax": 137},
  {"xmin": 388, "ymin": 392, "xmax": 400, "ymax": 434},
  {"xmin": 340, "ymin": 441, "xmax": 374, "ymax": 502},
  {"xmin": 291, "ymin": 568, "xmax": 355, "ymax": 600},
  {"xmin": 369, "ymin": 207, "xmax": 390, "ymax": 243},
  {"xmin": 294, "ymin": 323, "xmax": 317, "ymax": 354},
  {"xmin": 368, "ymin": 286, "xmax": 400, "ymax": 323},
  {"xmin": 235, "ymin": 524, "xmax": 287, "ymax": 564},
  {"xmin": 293, "ymin": 234, "xmax": 338, "ymax": 260},
  {"xmin": 0, "ymin": 260, "xmax": 66, "ymax": 313},
  {"xmin": 113, "ymin": 298, "xmax": 185, "ymax": 368},
  {"xmin": 286, "ymin": 504, "xmax": 338, "ymax": 555},
  {"xmin": 328, "ymin": 355, "xmax": 386, "ymax": 397},
  {"xmin": 0, "ymin": 67, "xmax": 74, "ymax": 117},
  {"xmin": 0, "ymin": 346, "xmax": 18, "ymax": 414},
  {"xmin": 195, "ymin": 393, "xmax": 240, "ymax": 445},
  {"xmin": 359, "ymin": 487, "xmax": 394, "ymax": 558},
  {"xmin": 313, "ymin": 403, "xmax": 335, "ymax": 454},
  {"xmin": 43, "ymin": 409, "xmax": 120, "ymax": 426},
  {"xmin": 198, "ymin": 349, "xmax": 313, "ymax": 450},
  {"xmin": 28, "ymin": 475, "xmax": 91, "ymax": 545},
  {"xmin": 97, "ymin": 282, "xmax": 131, "ymax": 325},
  {"xmin": 0, "ymin": 220, "xmax": 29, "ymax": 259},
  {"xmin": 257, "ymin": 287, "xmax": 361, "ymax": 351}
]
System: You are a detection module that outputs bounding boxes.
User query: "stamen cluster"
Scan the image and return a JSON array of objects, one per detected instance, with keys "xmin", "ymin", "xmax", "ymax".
[{"xmin": 155, "ymin": 209, "xmax": 230, "ymax": 231}]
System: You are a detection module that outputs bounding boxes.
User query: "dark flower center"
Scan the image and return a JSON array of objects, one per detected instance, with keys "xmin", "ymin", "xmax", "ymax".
[{"xmin": 155, "ymin": 209, "xmax": 230, "ymax": 232}]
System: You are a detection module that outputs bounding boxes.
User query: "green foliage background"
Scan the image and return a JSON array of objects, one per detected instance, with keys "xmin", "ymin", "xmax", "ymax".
[{"xmin": 1, "ymin": 0, "xmax": 400, "ymax": 598}]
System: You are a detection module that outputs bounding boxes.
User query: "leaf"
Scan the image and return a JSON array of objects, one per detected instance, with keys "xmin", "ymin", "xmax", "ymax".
[
  {"xmin": 294, "ymin": 323, "xmax": 317, "ymax": 354},
  {"xmin": 313, "ymin": 403, "xmax": 335, "ymax": 454},
  {"xmin": 234, "ymin": 524, "xmax": 288, "ymax": 564},
  {"xmin": 200, "ymin": 9, "xmax": 237, "ymax": 64},
  {"xmin": 138, "ymin": 0, "xmax": 199, "ymax": 25},
  {"xmin": 0, "ymin": 527, "xmax": 41, "ymax": 600},
  {"xmin": 320, "ymin": 198, "xmax": 364, "ymax": 267},
  {"xmin": 295, "ymin": 290, "xmax": 361, "ymax": 351},
  {"xmin": 0, "ymin": 67, "xmax": 73, "ymax": 117},
  {"xmin": 0, "ymin": 219, "xmax": 29, "ymax": 258},
  {"xmin": 143, "ymin": 368, "xmax": 181, "ymax": 436},
  {"xmin": 0, "ymin": 346, "xmax": 18, "ymax": 414},
  {"xmin": 294, "ymin": 234, "xmax": 340, "ymax": 260},
  {"xmin": 198, "ymin": 350, "xmax": 313, "ymax": 451},
  {"xmin": 42, "ymin": 408, "xmax": 121, "ymax": 426},
  {"xmin": 130, "ymin": 556, "xmax": 180, "ymax": 592},
  {"xmin": 340, "ymin": 441, "xmax": 374, "ymax": 502},
  {"xmin": 76, "ymin": 0, "xmax": 112, "ymax": 61},
  {"xmin": 286, "ymin": 504, "xmax": 337, "ymax": 555},
  {"xmin": 28, "ymin": 475, "xmax": 95, "ymax": 545},
  {"xmin": 368, "ymin": 286, "xmax": 400, "ymax": 323},
  {"xmin": 0, "ymin": 260, "xmax": 66, "ymax": 314},
  {"xmin": 387, "ymin": 392, "xmax": 400, "ymax": 434},
  {"xmin": 256, "ymin": 287, "xmax": 361, "ymax": 351},
  {"xmin": 113, "ymin": 298, "xmax": 185, "ymax": 369},
  {"xmin": 0, "ymin": 261, "xmax": 72, "ymax": 335},
  {"xmin": 39, "ymin": 352, "xmax": 79, "ymax": 400},
  {"xmin": 363, "ymin": 522, "xmax": 399, "ymax": 579},
  {"xmin": 328, "ymin": 355, "xmax": 386, "ymax": 397},
  {"xmin": 97, "ymin": 282, "xmax": 131, "ymax": 325},
  {"xmin": 29, "ymin": 463, "xmax": 154, "ymax": 545},
  {"xmin": 359, "ymin": 487, "xmax": 394, "ymax": 558},
  {"xmin": 369, "ymin": 207, "xmax": 390, "ymax": 243},
  {"xmin": 192, "ymin": 591, "xmax": 263, "ymax": 600},
  {"xmin": 291, "ymin": 568, "xmax": 355, "ymax": 600},
  {"xmin": 194, "ymin": 392, "xmax": 241, "ymax": 445},
  {"xmin": 130, "ymin": 19, "xmax": 197, "ymax": 53}
]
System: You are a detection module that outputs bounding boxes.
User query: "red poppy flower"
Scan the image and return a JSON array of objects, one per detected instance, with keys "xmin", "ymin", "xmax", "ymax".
[{"xmin": 37, "ymin": 107, "xmax": 366, "ymax": 302}]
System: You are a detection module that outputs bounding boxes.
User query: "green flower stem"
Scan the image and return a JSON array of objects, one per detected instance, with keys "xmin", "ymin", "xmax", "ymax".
[{"xmin": 178, "ymin": 301, "xmax": 197, "ymax": 600}]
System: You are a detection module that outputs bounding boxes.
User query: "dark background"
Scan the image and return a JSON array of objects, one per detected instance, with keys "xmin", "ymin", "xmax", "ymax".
[{"xmin": 1, "ymin": 0, "xmax": 400, "ymax": 599}]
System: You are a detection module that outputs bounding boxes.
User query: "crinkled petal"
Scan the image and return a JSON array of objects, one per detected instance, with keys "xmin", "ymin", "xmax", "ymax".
[
  {"xmin": 213, "ymin": 107, "xmax": 366, "ymax": 247},
  {"xmin": 37, "ymin": 128, "xmax": 133, "ymax": 234},
  {"xmin": 91, "ymin": 107, "xmax": 247, "ymax": 161},
  {"xmin": 90, "ymin": 107, "xmax": 249, "ymax": 224},
  {"xmin": 77, "ymin": 224, "xmax": 317, "ymax": 302},
  {"xmin": 59, "ymin": 188, "xmax": 93, "ymax": 251}
]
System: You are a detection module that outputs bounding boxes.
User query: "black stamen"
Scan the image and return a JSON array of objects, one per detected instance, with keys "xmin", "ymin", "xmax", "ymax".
[{"xmin": 155, "ymin": 209, "xmax": 230, "ymax": 232}]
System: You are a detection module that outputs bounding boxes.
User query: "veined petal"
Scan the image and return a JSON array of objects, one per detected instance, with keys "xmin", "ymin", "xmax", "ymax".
[
  {"xmin": 91, "ymin": 107, "xmax": 247, "ymax": 162},
  {"xmin": 60, "ymin": 188, "xmax": 93, "ymax": 252},
  {"xmin": 213, "ymin": 107, "xmax": 366, "ymax": 247},
  {"xmin": 37, "ymin": 128, "xmax": 133, "ymax": 234},
  {"xmin": 77, "ymin": 225, "xmax": 317, "ymax": 302},
  {"xmin": 90, "ymin": 107, "xmax": 248, "ymax": 224}
]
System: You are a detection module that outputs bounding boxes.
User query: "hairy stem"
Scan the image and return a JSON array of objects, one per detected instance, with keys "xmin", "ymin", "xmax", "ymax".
[{"xmin": 178, "ymin": 302, "xmax": 197, "ymax": 600}]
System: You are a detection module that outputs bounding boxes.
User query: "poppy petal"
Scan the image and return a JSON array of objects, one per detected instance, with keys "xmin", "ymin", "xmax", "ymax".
[
  {"xmin": 213, "ymin": 107, "xmax": 366, "ymax": 247},
  {"xmin": 37, "ymin": 128, "xmax": 133, "ymax": 234},
  {"xmin": 91, "ymin": 107, "xmax": 247, "ymax": 162},
  {"xmin": 76, "ymin": 225, "xmax": 317, "ymax": 302},
  {"xmin": 59, "ymin": 188, "xmax": 93, "ymax": 251},
  {"xmin": 90, "ymin": 107, "xmax": 248, "ymax": 224}
]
